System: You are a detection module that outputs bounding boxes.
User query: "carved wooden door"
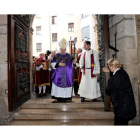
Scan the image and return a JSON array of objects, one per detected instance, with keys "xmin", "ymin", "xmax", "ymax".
[
  {"xmin": 8, "ymin": 15, "xmax": 30, "ymax": 111},
  {"xmin": 96, "ymin": 15, "xmax": 111, "ymax": 111}
]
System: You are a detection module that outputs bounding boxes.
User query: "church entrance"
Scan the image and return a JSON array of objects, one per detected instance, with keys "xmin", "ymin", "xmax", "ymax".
[{"xmin": 7, "ymin": 14, "xmax": 111, "ymax": 117}]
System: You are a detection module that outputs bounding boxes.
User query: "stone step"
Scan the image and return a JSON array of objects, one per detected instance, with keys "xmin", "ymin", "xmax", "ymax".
[
  {"xmin": 10, "ymin": 96, "xmax": 115, "ymax": 125},
  {"xmin": 14, "ymin": 113, "xmax": 114, "ymax": 120},
  {"xmin": 9, "ymin": 119, "xmax": 114, "ymax": 125},
  {"xmin": 17, "ymin": 108, "xmax": 113, "ymax": 115},
  {"xmin": 23, "ymin": 101, "xmax": 104, "ymax": 105},
  {"xmin": 21, "ymin": 103, "xmax": 109, "ymax": 109},
  {"xmin": 23, "ymin": 97, "xmax": 103, "ymax": 105}
]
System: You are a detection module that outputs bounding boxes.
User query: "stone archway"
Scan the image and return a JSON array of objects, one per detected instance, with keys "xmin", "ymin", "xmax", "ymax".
[
  {"xmin": 28, "ymin": 15, "xmax": 35, "ymax": 99},
  {"xmin": 92, "ymin": 15, "xmax": 99, "ymax": 52},
  {"xmin": 28, "ymin": 14, "xmax": 111, "ymax": 111},
  {"xmin": 1, "ymin": 14, "xmax": 139, "ymax": 125}
]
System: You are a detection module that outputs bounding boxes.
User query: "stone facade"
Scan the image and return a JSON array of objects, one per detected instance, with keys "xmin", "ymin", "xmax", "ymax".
[
  {"xmin": 109, "ymin": 15, "xmax": 139, "ymax": 123},
  {"xmin": 0, "ymin": 15, "xmax": 9, "ymax": 124}
]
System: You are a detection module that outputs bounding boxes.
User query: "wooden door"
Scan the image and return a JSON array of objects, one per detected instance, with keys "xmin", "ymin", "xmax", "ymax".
[
  {"xmin": 96, "ymin": 15, "xmax": 111, "ymax": 111},
  {"xmin": 8, "ymin": 15, "xmax": 31, "ymax": 111}
]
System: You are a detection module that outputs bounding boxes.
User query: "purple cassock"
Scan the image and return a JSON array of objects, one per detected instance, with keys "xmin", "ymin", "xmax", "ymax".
[{"xmin": 51, "ymin": 53, "xmax": 74, "ymax": 88}]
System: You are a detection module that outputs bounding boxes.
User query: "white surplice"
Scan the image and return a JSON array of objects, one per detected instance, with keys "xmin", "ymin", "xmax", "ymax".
[
  {"xmin": 51, "ymin": 62, "xmax": 75, "ymax": 98},
  {"xmin": 78, "ymin": 49, "xmax": 101, "ymax": 99}
]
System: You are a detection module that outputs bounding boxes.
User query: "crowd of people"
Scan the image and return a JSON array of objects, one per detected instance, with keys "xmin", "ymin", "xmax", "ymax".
[
  {"xmin": 32, "ymin": 40, "xmax": 83, "ymax": 99},
  {"xmin": 32, "ymin": 38, "xmax": 137, "ymax": 125}
]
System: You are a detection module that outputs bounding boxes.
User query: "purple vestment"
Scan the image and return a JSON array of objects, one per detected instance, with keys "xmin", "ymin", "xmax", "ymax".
[{"xmin": 51, "ymin": 53, "xmax": 74, "ymax": 88}]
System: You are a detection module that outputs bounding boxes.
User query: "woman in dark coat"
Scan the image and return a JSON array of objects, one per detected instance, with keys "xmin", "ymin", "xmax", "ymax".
[{"xmin": 103, "ymin": 58, "xmax": 136, "ymax": 125}]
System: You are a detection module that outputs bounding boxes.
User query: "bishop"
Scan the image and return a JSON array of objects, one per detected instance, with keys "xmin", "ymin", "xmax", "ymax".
[{"xmin": 51, "ymin": 38, "xmax": 76, "ymax": 102}]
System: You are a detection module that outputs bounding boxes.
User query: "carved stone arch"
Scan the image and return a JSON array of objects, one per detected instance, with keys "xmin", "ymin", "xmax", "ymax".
[{"xmin": 92, "ymin": 15, "xmax": 99, "ymax": 52}]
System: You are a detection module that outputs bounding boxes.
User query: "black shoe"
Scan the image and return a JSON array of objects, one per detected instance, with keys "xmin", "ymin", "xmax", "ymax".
[
  {"xmin": 81, "ymin": 97, "xmax": 85, "ymax": 102},
  {"xmin": 63, "ymin": 98, "xmax": 67, "ymax": 103},
  {"xmin": 43, "ymin": 93, "xmax": 47, "ymax": 96},
  {"xmin": 92, "ymin": 99, "xmax": 97, "ymax": 102},
  {"xmin": 37, "ymin": 93, "xmax": 40, "ymax": 97},
  {"xmin": 57, "ymin": 98, "xmax": 61, "ymax": 102},
  {"xmin": 39, "ymin": 93, "xmax": 43, "ymax": 97}
]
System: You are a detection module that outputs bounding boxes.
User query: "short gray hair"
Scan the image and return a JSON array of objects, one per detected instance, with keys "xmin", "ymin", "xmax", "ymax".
[{"xmin": 78, "ymin": 48, "xmax": 82, "ymax": 53}]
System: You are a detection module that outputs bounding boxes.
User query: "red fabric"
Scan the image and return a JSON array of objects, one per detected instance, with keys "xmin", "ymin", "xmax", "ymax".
[
  {"xmin": 35, "ymin": 69, "xmax": 50, "ymax": 86},
  {"xmin": 77, "ymin": 54, "xmax": 81, "ymax": 63},
  {"xmin": 91, "ymin": 53, "xmax": 96, "ymax": 78},
  {"xmin": 83, "ymin": 52, "xmax": 86, "ymax": 75},
  {"xmin": 36, "ymin": 58, "xmax": 46, "ymax": 65},
  {"xmin": 35, "ymin": 59, "xmax": 50, "ymax": 86},
  {"xmin": 74, "ymin": 68, "xmax": 78, "ymax": 80},
  {"xmin": 83, "ymin": 51, "xmax": 95, "ymax": 78},
  {"xmin": 77, "ymin": 54, "xmax": 82, "ymax": 85}
]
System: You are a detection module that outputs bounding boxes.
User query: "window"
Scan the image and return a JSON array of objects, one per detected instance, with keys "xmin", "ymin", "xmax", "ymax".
[
  {"xmin": 68, "ymin": 23, "xmax": 74, "ymax": 32},
  {"xmin": 36, "ymin": 43, "xmax": 42, "ymax": 52},
  {"xmin": 52, "ymin": 33, "xmax": 57, "ymax": 42},
  {"xmin": 52, "ymin": 16, "xmax": 57, "ymax": 24},
  {"xmin": 36, "ymin": 14, "xmax": 41, "ymax": 18},
  {"xmin": 82, "ymin": 14, "xmax": 89, "ymax": 18},
  {"xmin": 82, "ymin": 26, "xmax": 90, "ymax": 41},
  {"xmin": 36, "ymin": 26, "xmax": 41, "ymax": 35}
]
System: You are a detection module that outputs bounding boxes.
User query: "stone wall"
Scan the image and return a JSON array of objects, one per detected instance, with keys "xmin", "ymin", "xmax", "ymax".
[
  {"xmin": 109, "ymin": 15, "xmax": 139, "ymax": 123},
  {"xmin": 0, "ymin": 15, "xmax": 9, "ymax": 124}
]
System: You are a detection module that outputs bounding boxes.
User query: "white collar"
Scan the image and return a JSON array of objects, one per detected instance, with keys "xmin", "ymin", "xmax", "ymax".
[
  {"xmin": 113, "ymin": 68, "xmax": 120, "ymax": 75},
  {"xmin": 60, "ymin": 52, "xmax": 66, "ymax": 55},
  {"xmin": 78, "ymin": 53, "xmax": 82, "ymax": 57},
  {"xmin": 86, "ymin": 48, "xmax": 91, "ymax": 51}
]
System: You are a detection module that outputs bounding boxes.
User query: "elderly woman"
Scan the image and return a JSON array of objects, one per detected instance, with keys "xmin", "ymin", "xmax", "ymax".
[{"xmin": 103, "ymin": 58, "xmax": 136, "ymax": 125}]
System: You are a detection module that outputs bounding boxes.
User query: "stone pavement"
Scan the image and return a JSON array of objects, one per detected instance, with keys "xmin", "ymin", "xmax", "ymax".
[{"xmin": 8, "ymin": 94, "xmax": 136, "ymax": 126}]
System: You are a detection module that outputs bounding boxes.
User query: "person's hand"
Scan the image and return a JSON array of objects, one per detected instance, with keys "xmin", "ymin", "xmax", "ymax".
[
  {"xmin": 73, "ymin": 60, "xmax": 76, "ymax": 64},
  {"xmin": 59, "ymin": 61, "xmax": 66, "ymax": 67},
  {"xmin": 102, "ymin": 67, "xmax": 109, "ymax": 73},
  {"xmin": 94, "ymin": 74, "xmax": 99, "ymax": 76},
  {"xmin": 80, "ymin": 66, "xmax": 84, "ymax": 70}
]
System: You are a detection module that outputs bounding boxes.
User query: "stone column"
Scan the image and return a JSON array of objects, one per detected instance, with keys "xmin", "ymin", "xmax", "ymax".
[
  {"xmin": 93, "ymin": 24, "xmax": 99, "ymax": 52},
  {"xmin": 29, "ymin": 27, "xmax": 36, "ymax": 99},
  {"xmin": 0, "ymin": 15, "xmax": 9, "ymax": 124},
  {"xmin": 134, "ymin": 15, "xmax": 140, "ymax": 124},
  {"xmin": 92, "ymin": 15, "xmax": 99, "ymax": 52}
]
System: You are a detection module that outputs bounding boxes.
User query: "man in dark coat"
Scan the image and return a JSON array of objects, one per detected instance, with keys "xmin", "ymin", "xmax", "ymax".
[{"xmin": 104, "ymin": 59, "xmax": 136, "ymax": 125}]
